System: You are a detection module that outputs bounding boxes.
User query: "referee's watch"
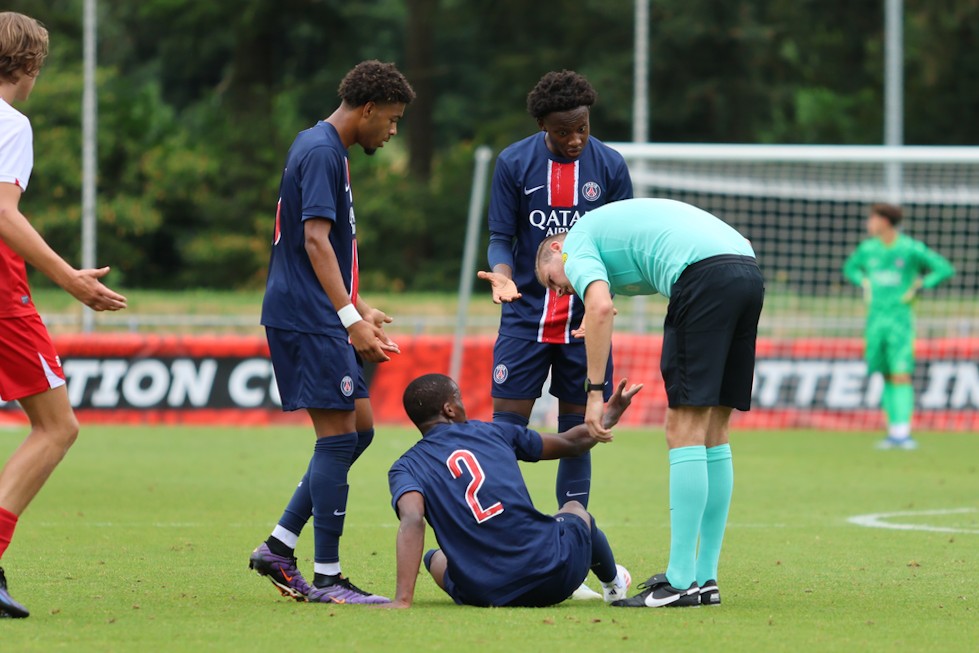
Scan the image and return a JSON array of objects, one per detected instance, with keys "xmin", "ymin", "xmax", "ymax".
[{"xmin": 584, "ymin": 380, "xmax": 606, "ymax": 393}]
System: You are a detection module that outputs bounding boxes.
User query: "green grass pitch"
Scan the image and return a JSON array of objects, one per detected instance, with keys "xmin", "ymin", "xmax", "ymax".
[{"xmin": 1, "ymin": 424, "xmax": 976, "ymax": 652}]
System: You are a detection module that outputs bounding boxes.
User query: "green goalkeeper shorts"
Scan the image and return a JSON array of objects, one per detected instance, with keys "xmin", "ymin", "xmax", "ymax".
[{"xmin": 865, "ymin": 318, "xmax": 915, "ymax": 376}]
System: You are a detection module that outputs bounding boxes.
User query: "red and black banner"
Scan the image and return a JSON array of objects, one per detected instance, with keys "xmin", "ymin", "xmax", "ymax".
[{"xmin": 2, "ymin": 334, "xmax": 978, "ymax": 430}]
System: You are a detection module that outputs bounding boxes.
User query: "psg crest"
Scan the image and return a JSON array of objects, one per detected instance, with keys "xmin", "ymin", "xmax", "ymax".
[
  {"xmin": 493, "ymin": 364, "xmax": 509, "ymax": 384},
  {"xmin": 340, "ymin": 375, "xmax": 354, "ymax": 397},
  {"xmin": 582, "ymin": 181, "xmax": 601, "ymax": 201}
]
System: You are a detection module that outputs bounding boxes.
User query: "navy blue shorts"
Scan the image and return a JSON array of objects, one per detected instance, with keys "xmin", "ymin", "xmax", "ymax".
[
  {"xmin": 444, "ymin": 512, "xmax": 592, "ymax": 608},
  {"xmin": 491, "ymin": 335, "xmax": 613, "ymax": 404},
  {"xmin": 266, "ymin": 327, "xmax": 369, "ymax": 411},
  {"xmin": 661, "ymin": 255, "xmax": 765, "ymax": 410}
]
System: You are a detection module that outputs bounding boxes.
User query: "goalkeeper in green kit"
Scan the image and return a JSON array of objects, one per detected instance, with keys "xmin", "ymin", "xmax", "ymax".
[{"xmin": 843, "ymin": 203, "xmax": 954, "ymax": 449}]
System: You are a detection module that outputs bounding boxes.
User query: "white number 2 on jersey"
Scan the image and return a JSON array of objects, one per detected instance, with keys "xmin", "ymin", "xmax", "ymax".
[{"xmin": 446, "ymin": 449, "xmax": 504, "ymax": 524}]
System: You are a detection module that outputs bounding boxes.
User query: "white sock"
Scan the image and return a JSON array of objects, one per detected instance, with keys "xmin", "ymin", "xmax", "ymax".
[
  {"xmin": 314, "ymin": 562, "xmax": 342, "ymax": 576},
  {"xmin": 271, "ymin": 525, "xmax": 299, "ymax": 549},
  {"xmin": 889, "ymin": 423, "xmax": 911, "ymax": 440},
  {"xmin": 602, "ymin": 573, "xmax": 624, "ymax": 591}
]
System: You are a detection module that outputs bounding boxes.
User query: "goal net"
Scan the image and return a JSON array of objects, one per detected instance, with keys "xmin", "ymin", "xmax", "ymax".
[{"xmin": 604, "ymin": 143, "xmax": 979, "ymax": 431}]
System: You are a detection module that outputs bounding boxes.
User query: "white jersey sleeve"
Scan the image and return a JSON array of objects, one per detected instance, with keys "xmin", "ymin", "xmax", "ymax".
[{"xmin": 0, "ymin": 101, "xmax": 33, "ymax": 191}]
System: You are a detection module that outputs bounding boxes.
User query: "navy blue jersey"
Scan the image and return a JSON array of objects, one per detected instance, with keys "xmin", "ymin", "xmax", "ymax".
[
  {"xmin": 488, "ymin": 133, "xmax": 632, "ymax": 343},
  {"xmin": 389, "ymin": 421, "xmax": 567, "ymax": 605},
  {"xmin": 261, "ymin": 121, "xmax": 359, "ymax": 336}
]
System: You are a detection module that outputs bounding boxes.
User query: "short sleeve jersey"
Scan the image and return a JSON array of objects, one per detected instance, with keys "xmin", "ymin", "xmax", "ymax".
[
  {"xmin": 389, "ymin": 420, "xmax": 568, "ymax": 605},
  {"xmin": 488, "ymin": 133, "xmax": 633, "ymax": 343},
  {"xmin": 842, "ymin": 233, "xmax": 954, "ymax": 319},
  {"xmin": 563, "ymin": 198, "xmax": 755, "ymax": 299},
  {"xmin": 0, "ymin": 98, "xmax": 36, "ymax": 318},
  {"xmin": 261, "ymin": 121, "xmax": 358, "ymax": 337}
]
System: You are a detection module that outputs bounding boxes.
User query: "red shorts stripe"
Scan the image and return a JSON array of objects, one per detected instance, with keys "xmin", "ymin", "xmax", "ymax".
[{"xmin": 0, "ymin": 313, "xmax": 66, "ymax": 402}]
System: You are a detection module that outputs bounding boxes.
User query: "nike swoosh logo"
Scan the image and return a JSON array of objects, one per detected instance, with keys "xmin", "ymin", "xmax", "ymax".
[
  {"xmin": 277, "ymin": 564, "xmax": 295, "ymax": 583},
  {"xmin": 333, "ymin": 509, "xmax": 346, "ymax": 516},
  {"xmin": 524, "ymin": 185, "xmax": 545, "ymax": 195},
  {"xmin": 330, "ymin": 597, "xmax": 346, "ymax": 604},
  {"xmin": 565, "ymin": 491, "xmax": 588, "ymax": 498}
]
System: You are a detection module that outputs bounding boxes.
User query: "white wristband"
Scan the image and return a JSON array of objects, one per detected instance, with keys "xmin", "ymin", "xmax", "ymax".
[{"xmin": 337, "ymin": 304, "xmax": 363, "ymax": 329}]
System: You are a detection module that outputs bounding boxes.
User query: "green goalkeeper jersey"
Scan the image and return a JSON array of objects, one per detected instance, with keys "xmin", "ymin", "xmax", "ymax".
[{"xmin": 842, "ymin": 233, "xmax": 954, "ymax": 321}]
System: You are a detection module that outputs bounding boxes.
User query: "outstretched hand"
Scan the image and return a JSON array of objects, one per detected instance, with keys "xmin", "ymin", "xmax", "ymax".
[
  {"xmin": 602, "ymin": 378, "xmax": 643, "ymax": 428},
  {"xmin": 584, "ymin": 378, "xmax": 643, "ymax": 442},
  {"xmin": 66, "ymin": 266, "xmax": 127, "ymax": 311},
  {"xmin": 477, "ymin": 271, "xmax": 522, "ymax": 304}
]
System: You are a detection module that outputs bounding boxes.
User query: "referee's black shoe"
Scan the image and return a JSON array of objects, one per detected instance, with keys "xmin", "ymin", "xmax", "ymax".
[
  {"xmin": 610, "ymin": 572, "xmax": 699, "ymax": 608},
  {"xmin": 0, "ymin": 567, "xmax": 30, "ymax": 618},
  {"xmin": 699, "ymin": 579, "xmax": 721, "ymax": 606}
]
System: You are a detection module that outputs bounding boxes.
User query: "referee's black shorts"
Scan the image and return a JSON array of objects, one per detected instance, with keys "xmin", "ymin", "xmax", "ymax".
[{"xmin": 660, "ymin": 255, "xmax": 765, "ymax": 410}]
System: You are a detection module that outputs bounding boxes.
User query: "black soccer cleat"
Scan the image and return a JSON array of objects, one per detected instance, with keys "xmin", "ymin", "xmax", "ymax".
[
  {"xmin": 0, "ymin": 567, "xmax": 30, "ymax": 618},
  {"xmin": 699, "ymin": 579, "xmax": 721, "ymax": 606},
  {"xmin": 610, "ymin": 572, "xmax": 699, "ymax": 608}
]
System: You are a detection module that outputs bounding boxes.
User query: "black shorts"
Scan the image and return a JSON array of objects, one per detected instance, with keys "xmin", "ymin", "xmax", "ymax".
[{"xmin": 661, "ymin": 255, "xmax": 764, "ymax": 410}]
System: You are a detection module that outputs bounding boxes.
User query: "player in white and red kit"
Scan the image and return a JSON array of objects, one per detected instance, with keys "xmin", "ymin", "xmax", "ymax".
[{"xmin": 0, "ymin": 11, "xmax": 127, "ymax": 618}]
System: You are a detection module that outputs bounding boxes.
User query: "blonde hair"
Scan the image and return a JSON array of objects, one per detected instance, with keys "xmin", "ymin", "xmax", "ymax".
[
  {"xmin": 534, "ymin": 232, "xmax": 567, "ymax": 286},
  {"xmin": 0, "ymin": 12, "xmax": 49, "ymax": 84}
]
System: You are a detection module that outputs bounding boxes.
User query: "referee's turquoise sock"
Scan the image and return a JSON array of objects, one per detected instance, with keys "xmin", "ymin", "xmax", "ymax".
[
  {"xmin": 696, "ymin": 444, "xmax": 733, "ymax": 586},
  {"xmin": 665, "ymin": 445, "xmax": 708, "ymax": 590}
]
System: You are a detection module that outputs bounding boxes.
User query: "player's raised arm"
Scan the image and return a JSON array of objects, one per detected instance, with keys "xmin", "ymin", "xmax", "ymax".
[
  {"xmin": 0, "ymin": 184, "xmax": 127, "ymax": 311},
  {"xmin": 538, "ymin": 379, "xmax": 642, "ymax": 459},
  {"xmin": 380, "ymin": 491, "xmax": 427, "ymax": 609}
]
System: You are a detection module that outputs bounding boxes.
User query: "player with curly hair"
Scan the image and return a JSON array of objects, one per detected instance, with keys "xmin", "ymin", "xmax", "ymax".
[
  {"xmin": 248, "ymin": 60, "xmax": 414, "ymax": 605},
  {"xmin": 477, "ymin": 70, "xmax": 633, "ymax": 600},
  {"xmin": 1, "ymin": 11, "xmax": 127, "ymax": 618}
]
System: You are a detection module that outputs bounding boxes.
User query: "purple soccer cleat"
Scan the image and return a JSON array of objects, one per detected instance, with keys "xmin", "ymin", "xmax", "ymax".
[
  {"xmin": 0, "ymin": 567, "xmax": 30, "ymax": 618},
  {"xmin": 248, "ymin": 542, "xmax": 312, "ymax": 601},
  {"xmin": 307, "ymin": 575, "xmax": 391, "ymax": 605}
]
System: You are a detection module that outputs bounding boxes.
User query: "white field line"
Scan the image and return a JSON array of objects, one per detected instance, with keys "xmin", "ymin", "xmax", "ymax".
[{"xmin": 847, "ymin": 507, "xmax": 979, "ymax": 534}]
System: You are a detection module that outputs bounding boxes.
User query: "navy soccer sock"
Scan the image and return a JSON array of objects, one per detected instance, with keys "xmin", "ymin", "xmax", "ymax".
[
  {"xmin": 589, "ymin": 516, "xmax": 617, "ymax": 584},
  {"xmin": 275, "ymin": 462, "xmax": 313, "ymax": 546},
  {"xmin": 310, "ymin": 433, "xmax": 358, "ymax": 564},
  {"xmin": 351, "ymin": 428, "xmax": 374, "ymax": 465},
  {"xmin": 556, "ymin": 414, "xmax": 591, "ymax": 509}
]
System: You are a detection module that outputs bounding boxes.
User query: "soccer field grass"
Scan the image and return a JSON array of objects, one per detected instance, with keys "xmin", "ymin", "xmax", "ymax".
[{"xmin": 1, "ymin": 425, "xmax": 976, "ymax": 652}]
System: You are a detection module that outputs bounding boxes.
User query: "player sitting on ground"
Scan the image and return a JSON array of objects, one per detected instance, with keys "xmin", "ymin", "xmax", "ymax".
[{"xmin": 383, "ymin": 374, "xmax": 640, "ymax": 608}]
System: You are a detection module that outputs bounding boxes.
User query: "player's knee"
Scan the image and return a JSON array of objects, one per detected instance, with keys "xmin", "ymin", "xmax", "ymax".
[
  {"xmin": 47, "ymin": 412, "xmax": 80, "ymax": 450},
  {"xmin": 557, "ymin": 500, "xmax": 588, "ymax": 522}
]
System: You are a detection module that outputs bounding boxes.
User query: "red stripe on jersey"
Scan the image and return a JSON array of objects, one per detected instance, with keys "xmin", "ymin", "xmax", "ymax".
[
  {"xmin": 547, "ymin": 160, "xmax": 578, "ymax": 208},
  {"xmin": 538, "ymin": 290, "xmax": 572, "ymax": 344},
  {"xmin": 272, "ymin": 199, "xmax": 282, "ymax": 245},
  {"xmin": 350, "ymin": 239, "xmax": 359, "ymax": 307}
]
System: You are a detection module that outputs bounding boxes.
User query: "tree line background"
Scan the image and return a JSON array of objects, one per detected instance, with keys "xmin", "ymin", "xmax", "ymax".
[{"xmin": 12, "ymin": 0, "xmax": 979, "ymax": 292}]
